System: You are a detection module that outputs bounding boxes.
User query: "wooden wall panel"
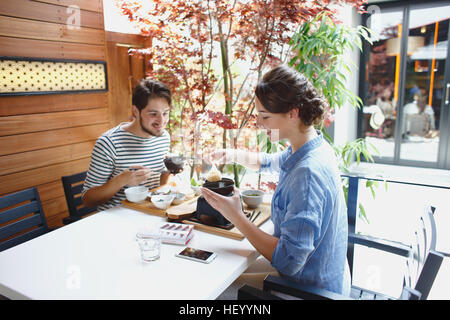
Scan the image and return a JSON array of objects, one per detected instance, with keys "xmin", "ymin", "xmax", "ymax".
[
  {"xmin": 0, "ymin": 123, "xmax": 109, "ymax": 156},
  {"xmin": 37, "ymin": 180, "xmax": 65, "ymax": 202},
  {"xmin": 38, "ymin": 181, "xmax": 68, "ymax": 226},
  {"xmin": 0, "ymin": 157, "xmax": 91, "ymax": 196},
  {"xmin": 0, "ymin": 36, "xmax": 106, "ymax": 60},
  {"xmin": 0, "ymin": 108, "xmax": 109, "ymax": 136},
  {"xmin": 0, "ymin": 0, "xmax": 108, "ymax": 227},
  {"xmin": 0, "ymin": 0, "xmax": 104, "ymax": 29},
  {"xmin": 35, "ymin": 0, "xmax": 103, "ymax": 13},
  {"xmin": 131, "ymin": 55, "xmax": 145, "ymax": 86},
  {"xmin": 0, "ymin": 92, "xmax": 107, "ymax": 116},
  {"xmin": 106, "ymin": 32, "xmax": 151, "ymax": 127},
  {"xmin": 106, "ymin": 43, "xmax": 132, "ymax": 126},
  {"xmin": 42, "ymin": 196, "xmax": 68, "ymax": 223},
  {"xmin": 0, "ymin": 140, "xmax": 96, "ymax": 176},
  {"xmin": 0, "ymin": 16, "xmax": 105, "ymax": 45}
]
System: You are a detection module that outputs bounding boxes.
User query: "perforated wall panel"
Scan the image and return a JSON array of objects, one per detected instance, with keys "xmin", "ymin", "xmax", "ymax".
[{"xmin": 0, "ymin": 57, "xmax": 107, "ymax": 96}]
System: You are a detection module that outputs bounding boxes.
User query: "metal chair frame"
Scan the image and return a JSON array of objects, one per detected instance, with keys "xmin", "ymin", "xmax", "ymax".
[
  {"xmin": 0, "ymin": 187, "xmax": 50, "ymax": 252},
  {"xmin": 61, "ymin": 171, "xmax": 97, "ymax": 225}
]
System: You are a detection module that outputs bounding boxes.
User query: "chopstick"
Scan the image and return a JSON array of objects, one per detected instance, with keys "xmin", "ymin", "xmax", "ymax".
[
  {"xmin": 247, "ymin": 210, "xmax": 255, "ymax": 221},
  {"xmin": 251, "ymin": 211, "xmax": 261, "ymax": 223}
]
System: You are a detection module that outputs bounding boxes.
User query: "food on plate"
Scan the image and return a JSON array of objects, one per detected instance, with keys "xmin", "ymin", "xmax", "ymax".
[{"xmin": 151, "ymin": 194, "xmax": 175, "ymax": 209}]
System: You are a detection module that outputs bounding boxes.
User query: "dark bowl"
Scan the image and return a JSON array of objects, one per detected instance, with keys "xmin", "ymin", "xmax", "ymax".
[
  {"xmin": 202, "ymin": 178, "xmax": 234, "ymax": 196},
  {"xmin": 163, "ymin": 156, "xmax": 185, "ymax": 174}
]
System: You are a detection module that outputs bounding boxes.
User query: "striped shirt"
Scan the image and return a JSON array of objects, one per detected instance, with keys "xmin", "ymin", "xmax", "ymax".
[{"xmin": 82, "ymin": 123, "xmax": 171, "ymax": 211}]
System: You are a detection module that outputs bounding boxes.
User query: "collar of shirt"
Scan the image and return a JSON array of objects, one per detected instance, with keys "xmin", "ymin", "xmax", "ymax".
[{"xmin": 281, "ymin": 130, "xmax": 324, "ymax": 172}]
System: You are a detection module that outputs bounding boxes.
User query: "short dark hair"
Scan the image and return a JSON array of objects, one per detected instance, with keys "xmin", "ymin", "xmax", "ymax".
[
  {"xmin": 132, "ymin": 79, "xmax": 172, "ymax": 111},
  {"xmin": 255, "ymin": 65, "xmax": 328, "ymax": 126}
]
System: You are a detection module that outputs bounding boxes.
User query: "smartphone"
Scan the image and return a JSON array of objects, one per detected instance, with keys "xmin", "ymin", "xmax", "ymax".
[{"xmin": 175, "ymin": 247, "xmax": 217, "ymax": 264}]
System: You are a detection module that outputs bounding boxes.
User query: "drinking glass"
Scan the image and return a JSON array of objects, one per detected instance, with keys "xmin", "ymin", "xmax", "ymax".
[{"xmin": 136, "ymin": 228, "xmax": 161, "ymax": 262}]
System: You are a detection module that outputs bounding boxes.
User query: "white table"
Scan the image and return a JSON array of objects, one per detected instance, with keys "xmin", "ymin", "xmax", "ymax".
[{"xmin": 0, "ymin": 206, "xmax": 273, "ymax": 300}]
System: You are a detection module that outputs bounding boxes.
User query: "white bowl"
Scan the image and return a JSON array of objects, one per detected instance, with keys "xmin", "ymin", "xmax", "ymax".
[
  {"xmin": 151, "ymin": 194, "xmax": 175, "ymax": 210},
  {"xmin": 241, "ymin": 189, "xmax": 264, "ymax": 208},
  {"xmin": 191, "ymin": 186, "xmax": 202, "ymax": 196},
  {"xmin": 172, "ymin": 192, "xmax": 186, "ymax": 205},
  {"xmin": 125, "ymin": 186, "xmax": 149, "ymax": 203}
]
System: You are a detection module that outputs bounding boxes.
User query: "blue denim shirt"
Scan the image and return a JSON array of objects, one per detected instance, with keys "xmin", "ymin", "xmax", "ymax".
[{"xmin": 260, "ymin": 132, "xmax": 350, "ymax": 295}]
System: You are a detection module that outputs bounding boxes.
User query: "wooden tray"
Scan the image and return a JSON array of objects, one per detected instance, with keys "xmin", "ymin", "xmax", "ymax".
[
  {"xmin": 182, "ymin": 202, "xmax": 271, "ymax": 240},
  {"xmin": 122, "ymin": 194, "xmax": 271, "ymax": 240},
  {"xmin": 122, "ymin": 195, "xmax": 199, "ymax": 218}
]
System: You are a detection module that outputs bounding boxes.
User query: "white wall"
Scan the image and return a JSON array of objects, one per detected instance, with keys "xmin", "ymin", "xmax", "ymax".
[
  {"xmin": 333, "ymin": 6, "xmax": 363, "ymax": 147},
  {"xmin": 102, "ymin": 0, "xmax": 141, "ymax": 34}
]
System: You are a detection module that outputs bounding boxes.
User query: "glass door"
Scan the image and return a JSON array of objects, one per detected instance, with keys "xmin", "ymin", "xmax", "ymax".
[
  {"xmin": 360, "ymin": 1, "xmax": 450, "ymax": 169},
  {"xmin": 360, "ymin": 6, "xmax": 404, "ymax": 161},
  {"xmin": 397, "ymin": 2, "xmax": 450, "ymax": 165}
]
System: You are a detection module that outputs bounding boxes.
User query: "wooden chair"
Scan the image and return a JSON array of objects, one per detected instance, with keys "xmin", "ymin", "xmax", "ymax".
[
  {"xmin": 61, "ymin": 171, "xmax": 97, "ymax": 225},
  {"xmin": 0, "ymin": 187, "xmax": 51, "ymax": 252},
  {"xmin": 238, "ymin": 176, "xmax": 444, "ymax": 300}
]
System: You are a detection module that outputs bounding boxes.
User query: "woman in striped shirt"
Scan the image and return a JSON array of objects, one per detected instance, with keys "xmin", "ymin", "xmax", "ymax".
[{"xmin": 82, "ymin": 79, "xmax": 172, "ymax": 211}]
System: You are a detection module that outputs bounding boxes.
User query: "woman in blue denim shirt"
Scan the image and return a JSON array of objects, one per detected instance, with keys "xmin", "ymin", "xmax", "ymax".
[{"xmin": 202, "ymin": 65, "xmax": 350, "ymax": 296}]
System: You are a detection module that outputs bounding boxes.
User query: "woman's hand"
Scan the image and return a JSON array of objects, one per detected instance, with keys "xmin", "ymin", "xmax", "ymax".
[
  {"xmin": 205, "ymin": 149, "xmax": 230, "ymax": 165},
  {"xmin": 205, "ymin": 149, "xmax": 261, "ymax": 171},
  {"xmin": 200, "ymin": 186, "xmax": 245, "ymax": 225},
  {"xmin": 201, "ymin": 186, "xmax": 278, "ymax": 262}
]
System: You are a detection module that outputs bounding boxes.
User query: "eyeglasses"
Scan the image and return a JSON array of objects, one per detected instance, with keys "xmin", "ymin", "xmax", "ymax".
[{"xmin": 145, "ymin": 110, "xmax": 170, "ymax": 118}]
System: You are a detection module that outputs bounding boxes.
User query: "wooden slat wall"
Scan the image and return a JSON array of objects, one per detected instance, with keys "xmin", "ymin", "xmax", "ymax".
[
  {"xmin": 106, "ymin": 31, "xmax": 151, "ymax": 127},
  {"xmin": 0, "ymin": 0, "xmax": 108, "ymax": 227}
]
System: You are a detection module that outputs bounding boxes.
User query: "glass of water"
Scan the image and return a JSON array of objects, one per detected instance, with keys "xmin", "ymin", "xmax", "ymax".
[{"xmin": 136, "ymin": 228, "xmax": 161, "ymax": 262}]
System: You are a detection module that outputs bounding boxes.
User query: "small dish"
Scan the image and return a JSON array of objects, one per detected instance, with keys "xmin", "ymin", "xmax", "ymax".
[
  {"xmin": 149, "ymin": 185, "xmax": 171, "ymax": 196},
  {"xmin": 241, "ymin": 189, "xmax": 264, "ymax": 209},
  {"xmin": 172, "ymin": 192, "xmax": 186, "ymax": 205},
  {"xmin": 151, "ymin": 194, "xmax": 175, "ymax": 210},
  {"xmin": 124, "ymin": 186, "xmax": 149, "ymax": 203}
]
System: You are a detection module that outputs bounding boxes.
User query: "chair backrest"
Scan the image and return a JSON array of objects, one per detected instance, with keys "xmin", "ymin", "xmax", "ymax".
[
  {"xmin": 61, "ymin": 171, "xmax": 97, "ymax": 225},
  {"xmin": 0, "ymin": 187, "xmax": 48, "ymax": 252},
  {"xmin": 413, "ymin": 250, "xmax": 444, "ymax": 300},
  {"xmin": 407, "ymin": 205, "xmax": 443, "ymax": 299}
]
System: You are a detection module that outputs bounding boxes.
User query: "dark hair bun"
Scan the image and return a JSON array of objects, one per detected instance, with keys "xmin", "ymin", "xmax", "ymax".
[{"xmin": 255, "ymin": 65, "xmax": 328, "ymax": 126}]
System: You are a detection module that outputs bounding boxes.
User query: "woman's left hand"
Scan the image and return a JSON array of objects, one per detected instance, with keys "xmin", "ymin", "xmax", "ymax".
[{"xmin": 200, "ymin": 187, "xmax": 244, "ymax": 224}]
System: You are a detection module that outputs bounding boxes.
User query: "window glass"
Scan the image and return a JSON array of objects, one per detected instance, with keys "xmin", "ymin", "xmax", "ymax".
[
  {"xmin": 399, "ymin": 4, "xmax": 450, "ymax": 162},
  {"xmin": 362, "ymin": 7, "xmax": 403, "ymax": 160}
]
